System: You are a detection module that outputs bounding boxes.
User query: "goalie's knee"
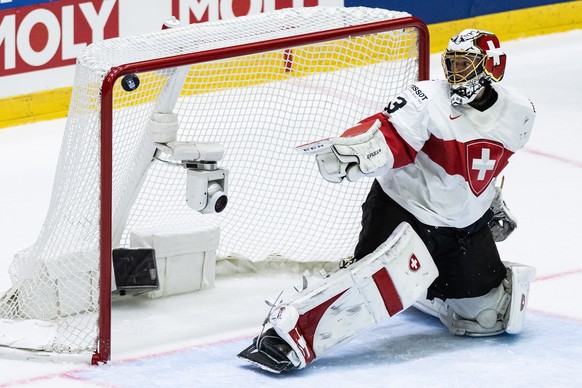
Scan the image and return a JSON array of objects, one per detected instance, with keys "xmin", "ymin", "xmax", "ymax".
[
  {"xmin": 440, "ymin": 284, "xmax": 509, "ymax": 336},
  {"xmin": 415, "ymin": 261, "xmax": 536, "ymax": 336}
]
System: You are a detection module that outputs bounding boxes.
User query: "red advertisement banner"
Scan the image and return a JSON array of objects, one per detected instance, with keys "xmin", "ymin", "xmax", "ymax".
[
  {"xmin": 0, "ymin": 0, "xmax": 119, "ymax": 76},
  {"xmin": 171, "ymin": 0, "xmax": 320, "ymax": 24}
]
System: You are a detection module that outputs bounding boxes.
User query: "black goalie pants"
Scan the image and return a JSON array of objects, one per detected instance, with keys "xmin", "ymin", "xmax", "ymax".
[{"xmin": 353, "ymin": 180, "xmax": 507, "ymax": 301}]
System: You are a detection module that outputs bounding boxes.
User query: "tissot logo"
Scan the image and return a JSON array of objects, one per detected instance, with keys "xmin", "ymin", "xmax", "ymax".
[{"xmin": 410, "ymin": 84, "xmax": 428, "ymax": 101}]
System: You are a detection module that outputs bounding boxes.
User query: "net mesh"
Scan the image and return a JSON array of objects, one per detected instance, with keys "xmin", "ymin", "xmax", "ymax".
[{"xmin": 0, "ymin": 7, "xmax": 423, "ymax": 356}]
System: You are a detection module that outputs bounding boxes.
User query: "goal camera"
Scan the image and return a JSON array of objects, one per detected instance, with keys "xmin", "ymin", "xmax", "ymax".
[
  {"xmin": 185, "ymin": 161, "xmax": 229, "ymax": 214},
  {"xmin": 153, "ymin": 141, "xmax": 229, "ymax": 214}
]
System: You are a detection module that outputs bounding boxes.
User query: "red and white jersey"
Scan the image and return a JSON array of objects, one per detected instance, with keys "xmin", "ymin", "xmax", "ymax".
[{"xmin": 375, "ymin": 80, "xmax": 536, "ymax": 228}]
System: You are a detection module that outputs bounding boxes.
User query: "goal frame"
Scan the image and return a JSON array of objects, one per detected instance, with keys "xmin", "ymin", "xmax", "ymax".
[{"xmin": 95, "ymin": 16, "xmax": 430, "ymax": 365}]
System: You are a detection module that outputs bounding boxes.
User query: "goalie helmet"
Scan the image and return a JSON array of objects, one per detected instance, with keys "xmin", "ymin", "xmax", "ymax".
[{"xmin": 442, "ymin": 29, "xmax": 506, "ymax": 105}]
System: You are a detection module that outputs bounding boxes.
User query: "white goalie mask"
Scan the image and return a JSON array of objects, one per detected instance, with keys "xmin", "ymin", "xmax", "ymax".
[{"xmin": 442, "ymin": 29, "xmax": 507, "ymax": 105}]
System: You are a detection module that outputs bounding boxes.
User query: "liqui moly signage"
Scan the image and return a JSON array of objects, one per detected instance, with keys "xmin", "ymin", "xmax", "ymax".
[
  {"xmin": 0, "ymin": 0, "xmax": 119, "ymax": 76},
  {"xmin": 0, "ymin": 0, "xmax": 342, "ymax": 83},
  {"xmin": 172, "ymin": 0, "xmax": 339, "ymax": 23}
]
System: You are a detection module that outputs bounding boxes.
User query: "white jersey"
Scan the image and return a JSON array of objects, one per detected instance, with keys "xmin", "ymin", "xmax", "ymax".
[{"xmin": 377, "ymin": 80, "xmax": 536, "ymax": 228}]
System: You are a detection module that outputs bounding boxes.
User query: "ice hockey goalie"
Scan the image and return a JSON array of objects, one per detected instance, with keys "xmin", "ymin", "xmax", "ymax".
[{"xmin": 239, "ymin": 28, "xmax": 537, "ymax": 373}]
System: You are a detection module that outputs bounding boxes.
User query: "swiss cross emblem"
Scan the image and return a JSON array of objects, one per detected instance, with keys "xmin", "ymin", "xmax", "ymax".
[
  {"xmin": 409, "ymin": 254, "xmax": 420, "ymax": 272},
  {"xmin": 466, "ymin": 140, "xmax": 505, "ymax": 196},
  {"xmin": 476, "ymin": 34, "xmax": 506, "ymax": 82}
]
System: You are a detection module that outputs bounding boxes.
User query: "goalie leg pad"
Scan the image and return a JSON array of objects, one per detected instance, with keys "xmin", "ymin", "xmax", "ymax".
[
  {"xmin": 265, "ymin": 222, "xmax": 438, "ymax": 369},
  {"xmin": 503, "ymin": 261, "xmax": 536, "ymax": 334}
]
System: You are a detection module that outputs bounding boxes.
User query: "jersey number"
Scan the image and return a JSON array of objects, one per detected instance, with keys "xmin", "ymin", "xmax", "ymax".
[{"xmin": 385, "ymin": 97, "xmax": 407, "ymax": 114}]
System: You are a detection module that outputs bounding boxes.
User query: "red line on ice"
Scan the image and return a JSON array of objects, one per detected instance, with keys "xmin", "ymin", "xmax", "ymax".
[
  {"xmin": 523, "ymin": 147, "xmax": 582, "ymax": 169},
  {"xmin": 533, "ymin": 267, "xmax": 582, "ymax": 282}
]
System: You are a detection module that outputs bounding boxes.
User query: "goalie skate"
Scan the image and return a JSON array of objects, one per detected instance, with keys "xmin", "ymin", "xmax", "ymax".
[{"xmin": 238, "ymin": 328, "xmax": 300, "ymax": 373}]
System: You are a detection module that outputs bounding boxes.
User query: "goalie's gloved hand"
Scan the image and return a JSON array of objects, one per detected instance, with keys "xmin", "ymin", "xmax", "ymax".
[
  {"xmin": 488, "ymin": 186, "xmax": 517, "ymax": 242},
  {"xmin": 314, "ymin": 118, "xmax": 392, "ymax": 183}
]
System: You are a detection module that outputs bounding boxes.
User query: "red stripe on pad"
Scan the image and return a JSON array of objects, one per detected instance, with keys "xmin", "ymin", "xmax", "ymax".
[
  {"xmin": 372, "ymin": 268, "xmax": 404, "ymax": 316},
  {"xmin": 290, "ymin": 290, "xmax": 348, "ymax": 365}
]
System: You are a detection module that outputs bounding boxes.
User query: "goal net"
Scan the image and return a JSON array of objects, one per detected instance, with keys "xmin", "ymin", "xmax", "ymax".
[{"xmin": 0, "ymin": 6, "xmax": 428, "ymax": 363}]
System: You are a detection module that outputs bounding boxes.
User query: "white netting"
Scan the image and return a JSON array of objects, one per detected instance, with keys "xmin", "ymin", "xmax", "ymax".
[{"xmin": 0, "ymin": 7, "xmax": 424, "ymax": 356}]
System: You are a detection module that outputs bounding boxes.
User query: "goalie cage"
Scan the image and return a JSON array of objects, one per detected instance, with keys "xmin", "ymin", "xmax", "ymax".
[{"xmin": 0, "ymin": 7, "xmax": 429, "ymax": 364}]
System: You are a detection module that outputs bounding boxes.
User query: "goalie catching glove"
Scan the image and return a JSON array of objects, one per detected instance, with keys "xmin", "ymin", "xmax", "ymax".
[
  {"xmin": 297, "ymin": 118, "xmax": 392, "ymax": 183},
  {"xmin": 488, "ymin": 185, "xmax": 517, "ymax": 242}
]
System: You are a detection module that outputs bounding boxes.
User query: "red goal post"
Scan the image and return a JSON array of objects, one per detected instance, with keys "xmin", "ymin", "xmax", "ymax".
[{"xmin": 0, "ymin": 7, "xmax": 429, "ymax": 364}]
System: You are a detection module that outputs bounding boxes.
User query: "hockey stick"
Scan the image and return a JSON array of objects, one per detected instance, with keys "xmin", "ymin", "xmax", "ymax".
[{"xmin": 295, "ymin": 138, "xmax": 334, "ymax": 155}]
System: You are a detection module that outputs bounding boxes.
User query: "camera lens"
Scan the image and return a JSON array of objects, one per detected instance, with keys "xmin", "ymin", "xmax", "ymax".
[
  {"xmin": 214, "ymin": 195, "xmax": 228, "ymax": 213},
  {"xmin": 207, "ymin": 182, "xmax": 228, "ymax": 213}
]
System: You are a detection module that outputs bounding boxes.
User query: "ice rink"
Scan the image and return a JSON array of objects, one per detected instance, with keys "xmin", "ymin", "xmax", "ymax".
[{"xmin": 1, "ymin": 29, "xmax": 582, "ymax": 387}]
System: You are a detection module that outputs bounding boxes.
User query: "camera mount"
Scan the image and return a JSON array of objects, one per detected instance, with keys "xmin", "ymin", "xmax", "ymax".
[{"xmin": 154, "ymin": 141, "xmax": 229, "ymax": 214}]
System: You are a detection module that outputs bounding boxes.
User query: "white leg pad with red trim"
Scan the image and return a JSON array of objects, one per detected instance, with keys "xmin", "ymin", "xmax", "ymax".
[
  {"xmin": 268, "ymin": 222, "xmax": 438, "ymax": 368},
  {"xmin": 504, "ymin": 261, "xmax": 536, "ymax": 334}
]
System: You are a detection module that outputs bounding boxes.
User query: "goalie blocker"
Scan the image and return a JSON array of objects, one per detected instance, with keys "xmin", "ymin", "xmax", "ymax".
[{"xmin": 238, "ymin": 223, "xmax": 536, "ymax": 373}]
